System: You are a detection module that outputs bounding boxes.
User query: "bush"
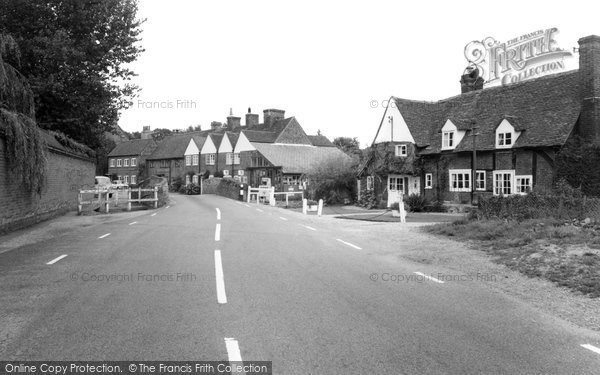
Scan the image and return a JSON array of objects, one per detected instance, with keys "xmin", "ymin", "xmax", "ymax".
[
  {"xmin": 306, "ymin": 154, "xmax": 356, "ymax": 204},
  {"xmin": 405, "ymin": 193, "xmax": 428, "ymax": 212}
]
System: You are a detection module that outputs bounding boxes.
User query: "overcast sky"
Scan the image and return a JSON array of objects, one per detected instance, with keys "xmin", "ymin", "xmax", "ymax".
[{"xmin": 118, "ymin": 0, "xmax": 599, "ymax": 147}]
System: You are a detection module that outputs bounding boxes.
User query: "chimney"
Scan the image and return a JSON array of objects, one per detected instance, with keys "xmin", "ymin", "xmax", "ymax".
[
  {"xmin": 263, "ymin": 108, "xmax": 285, "ymax": 128},
  {"xmin": 141, "ymin": 125, "xmax": 152, "ymax": 139},
  {"xmin": 245, "ymin": 107, "xmax": 259, "ymax": 128},
  {"xmin": 210, "ymin": 121, "xmax": 222, "ymax": 131},
  {"xmin": 578, "ymin": 35, "xmax": 600, "ymax": 144},
  {"xmin": 226, "ymin": 108, "xmax": 241, "ymax": 130},
  {"xmin": 460, "ymin": 66, "xmax": 484, "ymax": 94}
]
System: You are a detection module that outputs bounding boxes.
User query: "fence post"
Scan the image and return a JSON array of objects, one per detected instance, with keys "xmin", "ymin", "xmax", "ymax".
[
  {"xmin": 105, "ymin": 190, "xmax": 110, "ymax": 213},
  {"xmin": 399, "ymin": 201, "xmax": 406, "ymax": 223},
  {"xmin": 154, "ymin": 186, "xmax": 158, "ymax": 209},
  {"xmin": 302, "ymin": 199, "xmax": 308, "ymax": 215},
  {"xmin": 78, "ymin": 191, "xmax": 82, "ymax": 215},
  {"xmin": 247, "ymin": 188, "xmax": 251, "ymax": 203},
  {"xmin": 270, "ymin": 188, "xmax": 275, "ymax": 206},
  {"xmin": 138, "ymin": 187, "xmax": 141, "ymax": 203},
  {"xmin": 127, "ymin": 189, "xmax": 131, "ymax": 211},
  {"xmin": 286, "ymin": 193, "xmax": 289, "ymax": 207},
  {"xmin": 317, "ymin": 199, "xmax": 323, "ymax": 217}
]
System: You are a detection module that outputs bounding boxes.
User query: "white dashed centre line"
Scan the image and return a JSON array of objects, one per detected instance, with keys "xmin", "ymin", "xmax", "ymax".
[
  {"xmin": 581, "ymin": 344, "xmax": 600, "ymax": 355},
  {"xmin": 336, "ymin": 239, "xmax": 362, "ymax": 249},
  {"xmin": 98, "ymin": 233, "xmax": 111, "ymax": 239},
  {"xmin": 216, "ymin": 208, "xmax": 221, "ymax": 220},
  {"xmin": 414, "ymin": 272, "xmax": 445, "ymax": 284},
  {"xmin": 256, "ymin": 208, "xmax": 264, "ymax": 213},
  {"xmin": 301, "ymin": 224, "xmax": 316, "ymax": 231},
  {"xmin": 128, "ymin": 221, "xmax": 137, "ymax": 225},
  {"xmin": 151, "ymin": 213, "xmax": 157, "ymax": 217},
  {"xmin": 215, "ymin": 223, "xmax": 221, "ymax": 241},
  {"xmin": 215, "ymin": 250, "xmax": 228, "ymax": 304},
  {"xmin": 46, "ymin": 254, "xmax": 68, "ymax": 265},
  {"xmin": 279, "ymin": 217, "xmax": 288, "ymax": 221},
  {"xmin": 224, "ymin": 337, "xmax": 243, "ymax": 363}
]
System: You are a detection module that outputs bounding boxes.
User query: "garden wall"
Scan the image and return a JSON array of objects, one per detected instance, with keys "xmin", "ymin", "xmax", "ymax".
[{"xmin": 202, "ymin": 177, "xmax": 241, "ymax": 200}]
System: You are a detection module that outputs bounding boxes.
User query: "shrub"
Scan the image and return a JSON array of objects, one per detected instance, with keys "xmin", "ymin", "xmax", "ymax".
[
  {"xmin": 306, "ymin": 154, "xmax": 356, "ymax": 204},
  {"xmin": 405, "ymin": 193, "xmax": 428, "ymax": 212}
]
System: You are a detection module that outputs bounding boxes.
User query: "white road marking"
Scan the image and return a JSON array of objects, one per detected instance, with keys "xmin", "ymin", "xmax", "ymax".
[
  {"xmin": 166, "ymin": 205, "xmax": 170, "ymax": 209},
  {"xmin": 128, "ymin": 221, "xmax": 137, "ymax": 225},
  {"xmin": 336, "ymin": 238, "xmax": 362, "ymax": 249},
  {"xmin": 224, "ymin": 337, "xmax": 243, "ymax": 362},
  {"xmin": 47, "ymin": 254, "xmax": 68, "ymax": 265},
  {"xmin": 581, "ymin": 344, "xmax": 600, "ymax": 355},
  {"xmin": 279, "ymin": 217, "xmax": 288, "ymax": 221},
  {"xmin": 215, "ymin": 223, "xmax": 221, "ymax": 241},
  {"xmin": 256, "ymin": 208, "xmax": 264, "ymax": 213},
  {"xmin": 216, "ymin": 208, "xmax": 221, "ymax": 220},
  {"xmin": 98, "ymin": 233, "xmax": 111, "ymax": 239},
  {"xmin": 151, "ymin": 213, "xmax": 157, "ymax": 217},
  {"xmin": 414, "ymin": 272, "xmax": 445, "ymax": 284},
  {"xmin": 243, "ymin": 204, "xmax": 250, "ymax": 208},
  {"xmin": 215, "ymin": 250, "xmax": 227, "ymax": 304},
  {"xmin": 301, "ymin": 224, "xmax": 316, "ymax": 231}
]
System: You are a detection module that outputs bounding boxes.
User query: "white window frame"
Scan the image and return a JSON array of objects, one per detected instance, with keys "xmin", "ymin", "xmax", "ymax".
[
  {"xmin": 192, "ymin": 154, "xmax": 199, "ymax": 166},
  {"xmin": 117, "ymin": 175, "xmax": 122, "ymax": 182},
  {"xmin": 515, "ymin": 175, "xmax": 533, "ymax": 195},
  {"xmin": 425, "ymin": 173, "xmax": 433, "ymax": 189},
  {"xmin": 388, "ymin": 176, "xmax": 404, "ymax": 192},
  {"xmin": 497, "ymin": 132, "xmax": 513, "ymax": 147},
  {"xmin": 366, "ymin": 176, "xmax": 374, "ymax": 191},
  {"xmin": 124, "ymin": 175, "xmax": 129, "ymax": 184},
  {"xmin": 206, "ymin": 154, "xmax": 216, "ymax": 165},
  {"xmin": 395, "ymin": 144, "xmax": 407, "ymax": 157},
  {"xmin": 476, "ymin": 170, "xmax": 486, "ymax": 191},
  {"xmin": 116, "ymin": 159, "xmax": 122, "ymax": 167},
  {"xmin": 449, "ymin": 169, "xmax": 471, "ymax": 192},
  {"xmin": 185, "ymin": 175, "xmax": 190, "ymax": 185},
  {"xmin": 124, "ymin": 158, "xmax": 129, "ymax": 167},
  {"xmin": 109, "ymin": 159, "xmax": 115, "ymax": 167},
  {"xmin": 238, "ymin": 169, "xmax": 244, "ymax": 176},
  {"xmin": 131, "ymin": 175, "xmax": 137, "ymax": 185},
  {"xmin": 192, "ymin": 175, "xmax": 198, "ymax": 184},
  {"xmin": 442, "ymin": 131, "xmax": 454, "ymax": 150},
  {"xmin": 185, "ymin": 155, "xmax": 192, "ymax": 166},
  {"xmin": 233, "ymin": 153, "xmax": 240, "ymax": 165},
  {"xmin": 131, "ymin": 158, "xmax": 137, "ymax": 167},
  {"xmin": 223, "ymin": 169, "xmax": 230, "ymax": 177},
  {"xmin": 226, "ymin": 153, "xmax": 233, "ymax": 165},
  {"xmin": 493, "ymin": 170, "xmax": 515, "ymax": 196}
]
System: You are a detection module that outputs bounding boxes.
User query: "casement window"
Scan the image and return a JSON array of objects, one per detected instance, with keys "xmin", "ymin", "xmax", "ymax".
[
  {"xmin": 233, "ymin": 153, "xmax": 240, "ymax": 165},
  {"xmin": 476, "ymin": 171, "xmax": 486, "ymax": 191},
  {"xmin": 226, "ymin": 153, "xmax": 233, "ymax": 165},
  {"xmin": 515, "ymin": 175, "xmax": 532, "ymax": 194},
  {"xmin": 116, "ymin": 159, "xmax": 122, "ymax": 167},
  {"xmin": 124, "ymin": 175, "xmax": 129, "ymax": 184},
  {"xmin": 192, "ymin": 154, "xmax": 199, "ymax": 166},
  {"xmin": 185, "ymin": 155, "xmax": 192, "ymax": 166},
  {"xmin": 223, "ymin": 169, "xmax": 230, "ymax": 177},
  {"xmin": 131, "ymin": 175, "xmax": 136, "ymax": 185},
  {"xmin": 131, "ymin": 158, "xmax": 137, "ymax": 167},
  {"xmin": 442, "ymin": 131, "xmax": 455, "ymax": 149},
  {"xmin": 185, "ymin": 175, "xmax": 190, "ymax": 185},
  {"xmin": 497, "ymin": 132, "xmax": 512, "ymax": 147},
  {"xmin": 192, "ymin": 175, "xmax": 198, "ymax": 184},
  {"xmin": 109, "ymin": 159, "xmax": 115, "ymax": 167},
  {"xmin": 238, "ymin": 170, "xmax": 244, "ymax": 176},
  {"xmin": 366, "ymin": 176, "xmax": 374, "ymax": 191},
  {"xmin": 449, "ymin": 169, "xmax": 471, "ymax": 192},
  {"xmin": 425, "ymin": 173, "xmax": 433, "ymax": 189},
  {"xmin": 117, "ymin": 175, "xmax": 122, "ymax": 182},
  {"xmin": 395, "ymin": 144, "xmax": 407, "ymax": 157},
  {"xmin": 161, "ymin": 160, "xmax": 169, "ymax": 168},
  {"xmin": 389, "ymin": 176, "xmax": 404, "ymax": 192},
  {"xmin": 124, "ymin": 158, "xmax": 129, "ymax": 167},
  {"xmin": 494, "ymin": 170, "xmax": 515, "ymax": 195},
  {"xmin": 206, "ymin": 154, "xmax": 216, "ymax": 165}
]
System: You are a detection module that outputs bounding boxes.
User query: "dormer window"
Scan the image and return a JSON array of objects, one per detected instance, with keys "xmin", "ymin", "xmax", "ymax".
[
  {"xmin": 443, "ymin": 131, "xmax": 454, "ymax": 149},
  {"xmin": 497, "ymin": 132, "xmax": 512, "ymax": 146},
  {"xmin": 395, "ymin": 144, "xmax": 407, "ymax": 157},
  {"xmin": 495, "ymin": 119, "xmax": 521, "ymax": 149}
]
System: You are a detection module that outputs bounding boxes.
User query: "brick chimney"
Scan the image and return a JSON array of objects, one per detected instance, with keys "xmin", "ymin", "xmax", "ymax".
[
  {"xmin": 263, "ymin": 109, "xmax": 285, "ymax": 128},
  {"xmin": 141, "ymin": 125, "xmax": 152, "ymax": 139},
  {"xmin": 210, "ymin": 121, "xmax": 222, "ymax": 131},
  {"xmin": 460, "ymin": 66, "xmax": 484, "ymax": 94},
  {"xmin": 226, "ymin": 108, "xmax": 241, "ymax": 130},
  {"xmin": 245, "ymin": 107, "xmax": 259, "ymax": 128},
  {"xmin": 578, "ymin": 35, "xmax": 600, "ymax": 144}
]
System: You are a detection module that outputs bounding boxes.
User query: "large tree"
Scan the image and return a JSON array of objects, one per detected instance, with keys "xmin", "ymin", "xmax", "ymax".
[{"xmin": 0, "ymin": 0, "xmax": 145, "ymax": 150}]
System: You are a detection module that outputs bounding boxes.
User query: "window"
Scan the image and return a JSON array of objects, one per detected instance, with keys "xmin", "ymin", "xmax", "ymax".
[
  {"xmin": 498, "ymin": 133, "xmax": 512, "ymax": 146},
  {"xmin": 476, "ymin": 171, "xmax": 486, "ymax": 191},
  {"xmin": 284, "ymin": 175, "xmax": 300, "ymax": 185},
  {"xmin": 389, "ymin": 177, "xmax": 404, "ymax": 192},
  {"xmin": 449, "ymin": 169, "xmax": 471, "ymax": 192},
  {"xmin": 206, "ymin": 154, "xmax": 215, "ymax": 165},
  {"xmin": 425, "ymin": 173, "xmax": 433, "ymax": 189},
  {"xmin": 185, "ymin": 175, "xmax": 190, "ymax": 185},
  {"xmin": 185, "ymin": 155, "xmax": 192, "ymax": 166},
  {"xmin": 366, "ymin": 176, "xmax": 374, "ymax": 191},
  {"xmin": 226, "ymin": 153, "xmax": 233, "ymax": 165},
  {"xmin": 233, "ymin": 153, "xmax": 240, "ymax": 165},
  {"xmin": 192, "ymin": 175, "xmax": 198, "ymax": 184},
  {"xmin": 124, "ymin": 175, "xmax": 129, "ymax": 184},
  {"xmin": 109, "ymin": 159, "xmax": 115, "ymax": 167},
  {"xmin": 395, "ymin": 144, "xmax": 407, "ymax": 157},
  {"xmin": 516, "ymin": 175, "xmax": 532, "ymax": 194},
  {"xmin": 117, "ymin": 175, "xmax": 122, "ymax": 182},
  {"xmin": 238, "ymin": 169, "xmax": 244, "ymax": 176},
  {"xmin": 124, "ymin": 158, "xmax": 129, "ymax": 167},
  {"xmin": 494, "ymin": 170, "xmax": 515, "ymax": 195},
  {"xmin": 192, "ymin": 154, "xmax": 199, "ymax": 166},
  {"xmin": 116, "ymin": 159, "xmax": 122, "ymax": 167},
  {"xmin": 161, "ymin": 160, "xmax": 169, "ymax": 168},
  {"xmin": 223, "ymin": 169, "xmax": 230, "ymax": 176},
  {"xmin": 443, "ymin": 131, "xmax": 454, "ymax": 149},
  {"xmin": 131, "ymin": 175, "xmax": 136, "ymax": 185},
  {"xmin": 131, "ymin": 158, "xmax": 137, "ymax": 167}
]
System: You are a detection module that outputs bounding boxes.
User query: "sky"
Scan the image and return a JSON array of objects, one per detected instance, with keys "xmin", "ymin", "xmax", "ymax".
[{"xmin": 118, "ymin": 0, "xmax": 600, "ymax": 148}]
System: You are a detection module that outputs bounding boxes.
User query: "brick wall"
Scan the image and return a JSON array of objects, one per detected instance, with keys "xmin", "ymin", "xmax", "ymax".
[{"xmin": 0, "ymin": 137, "xmax": 96, "ymax": 233}]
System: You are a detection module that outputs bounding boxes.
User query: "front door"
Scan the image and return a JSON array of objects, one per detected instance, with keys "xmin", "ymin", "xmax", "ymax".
[{"xmin": 387, "ymin": 175, "xmax": 405, "ymax": 208}]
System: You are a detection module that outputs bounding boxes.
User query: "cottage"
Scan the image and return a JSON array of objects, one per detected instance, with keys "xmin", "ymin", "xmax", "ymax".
[{"xmin": 107, "ymin": 138, "xmax": 157, "ymax": 185}]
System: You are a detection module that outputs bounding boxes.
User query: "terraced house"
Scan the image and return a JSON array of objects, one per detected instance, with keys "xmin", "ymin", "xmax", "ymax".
[
  {"xmin": 360, "ymin": 35, "xmax": 600, "ymax": 207},
  {"xmin": 107, "ymin": 138, "xmax": 157, "ymax": 185}
]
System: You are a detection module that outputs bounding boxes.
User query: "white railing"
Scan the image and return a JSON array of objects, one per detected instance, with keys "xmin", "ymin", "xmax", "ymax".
[
  {"xmin": 78, "ymin": 187, "xmax": 158, "ymax": 214},
  {"xmin": 273, "ymin": 191, "xmax": 304, "ymax": 206}
]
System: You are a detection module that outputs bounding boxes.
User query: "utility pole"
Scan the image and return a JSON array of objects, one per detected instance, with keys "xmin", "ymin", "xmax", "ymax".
[
  {"xmin": 388, "ymin": 115, "xmax": 393, "ymax": 141},
  {"xmin": 470, "ymin": 124, "xmax": 480, "ymax": 205}
]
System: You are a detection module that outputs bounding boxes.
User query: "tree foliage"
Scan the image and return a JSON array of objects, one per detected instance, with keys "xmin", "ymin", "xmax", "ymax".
[
  {"xmin": 306, "ymin": 154, "xmax": 356, "ymax": 204},
  {"xmin": 333, "ymin": 137, "xmax": 361, "ymax": 157},
  {"xmin": 555, "ymin": 135, "xmax": 600, "ymax": 197},
  {"xmin": 0, "ymin": 0, "xmax": 145, "ymax": 150}
]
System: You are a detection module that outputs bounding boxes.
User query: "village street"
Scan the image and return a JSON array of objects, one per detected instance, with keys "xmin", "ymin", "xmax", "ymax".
[{"xmin": 1, "ymin": 195, "xmax": 599, "ymax": 374}]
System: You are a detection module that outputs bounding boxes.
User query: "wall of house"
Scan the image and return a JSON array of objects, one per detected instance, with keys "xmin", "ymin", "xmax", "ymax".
[
  {"xmin": 147, "ymin": 159, "xmax": 184, "ymax": 184},
  {"xmin": 0, "ymin": 137, "xmax": 96, "ymax": 233}
]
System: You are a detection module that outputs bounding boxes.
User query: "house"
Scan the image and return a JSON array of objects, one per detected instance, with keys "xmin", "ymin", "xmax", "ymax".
[
  {"xmin": 107, "ymin": 138, "xmax": 157, "ymax": 185},
  {"xmin": 147, "ymin": 133, "xmax": 203, "ymax": 185},
  {"xmin": 360, "ymin": 35, "xmax": 600, "ymax": 207},
  {"xmin": 217, "ymin": 131, "xmax": 240, "ymax": 180},
  {"xmin": 183, "ymin": 134, "xmax": 206, "ymax": 185}
]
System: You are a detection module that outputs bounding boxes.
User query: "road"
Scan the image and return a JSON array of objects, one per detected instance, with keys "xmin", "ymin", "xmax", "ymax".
[{"xmin": 1, "ymin": 194, "xmax": 599, "ymax": 374}]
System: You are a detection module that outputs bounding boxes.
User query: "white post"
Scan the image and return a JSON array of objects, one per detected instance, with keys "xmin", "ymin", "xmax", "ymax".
[
  {"xmin": 200, "ymin": 177, "xmax": 203, "ymax": 195},
  {"xmin": 154, "ymin": 186, "xmax": 158, "ymax": 209},
  {"xmin": 302, "ymin": 199, "xmax": 308, "ymax": 215},
  {"xmin": 286, "ymin": 193, "xmax": 289, "ymax": 207},
  {"xmin": 105, "ymin": 190, "xmax": 110, "ymax": 213},
  {"xmin": 317, "ymin": 199, "xmax": 323, "ymax": 217},
  {"xmin": 247, "ymin": 187, "xmax": 251, "ymax": 203},
  {"xmin": 270, "ymin": 187, "xmax": 275, "ymax": 206},
  {"xmin": 127, "ymin": 189, "xmax": 131, "ymax": 211},
  {"xmin": 138, "ymin": 187, "xmax": 141, "ymax": 203},
  {"xmin": 399, "ymin": 201, "xmax": 406, "ymax": 223},
  {"xmin": 78, "ymin": 192, "xmax": 82, "ymax": 215}
]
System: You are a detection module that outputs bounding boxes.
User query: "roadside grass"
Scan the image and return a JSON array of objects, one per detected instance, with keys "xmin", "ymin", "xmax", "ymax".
[{"xmin": 425, "ymin": 219, "xmax": 600, "ymax": 298}]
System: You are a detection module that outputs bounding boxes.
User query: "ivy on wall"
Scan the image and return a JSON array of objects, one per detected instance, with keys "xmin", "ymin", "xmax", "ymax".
[{"xmin": 555, "ymin": 135, "xmax": 600, "ymax": 197}]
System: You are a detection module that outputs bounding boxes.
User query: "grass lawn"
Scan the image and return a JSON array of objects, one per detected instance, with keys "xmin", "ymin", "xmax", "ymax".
[{"xmin": 425, "ymin": 219, "xmax": 600, "ymax": 298}]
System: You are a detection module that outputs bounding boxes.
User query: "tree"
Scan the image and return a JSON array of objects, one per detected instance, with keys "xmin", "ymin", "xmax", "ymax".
[
  {"xmin": 0, "ymin": 0, "xmax": 145, "ymax": 150},
  {"xmin": 333, "ymin": 137, "xmax": 361, "ymax": 156},
  {"xmin": 306, "ymin": 154, "xmax": 356, "ymax": 204},
  {"xmin": 151, "ymin": 128, "xmax": 172, "ymax": 141}
]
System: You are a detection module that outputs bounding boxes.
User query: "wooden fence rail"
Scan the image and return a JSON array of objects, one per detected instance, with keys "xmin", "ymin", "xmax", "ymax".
[{"xmin": 78, "ymin": 187, "xmax": 158, "ymax": 214}]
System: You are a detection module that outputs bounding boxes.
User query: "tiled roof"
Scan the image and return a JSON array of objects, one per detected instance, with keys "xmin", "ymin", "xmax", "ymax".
[
  {"xmin": 394, "ymin": 70, "xmax": 581, "ymax": 154},
  {"xmin": 250, "ymin": 117, "xmax": 294, "ymax": 133},
  {"xmin": 308, "ymin": 135, "xmax": 335, "ymax": 147},
  {"xmin": 147, "ymin": 134, "xmax": 194, "ymax": 160},
  {"xmin": 225, "ymin": 132, "xmax": 239, "ymax": 148},
  {"xmin": 243, "ymin": 130, "xmax": 278, "ymax": 143},
  {"xmin": 252, "ymin": 143, "xmax": 350, "ymax": 174},
  {"xmin": 107, "ymin": 138, "xmax": 156, "ymax": 156}
]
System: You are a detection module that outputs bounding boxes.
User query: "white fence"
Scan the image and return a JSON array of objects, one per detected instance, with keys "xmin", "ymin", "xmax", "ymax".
[
  {"xmin": 78, "ymin": 187, "xmax": 158, "ymax": 214},
  {"xmin": 247, "ymin": 187, "xmax": 304, "ymax": 206}
]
